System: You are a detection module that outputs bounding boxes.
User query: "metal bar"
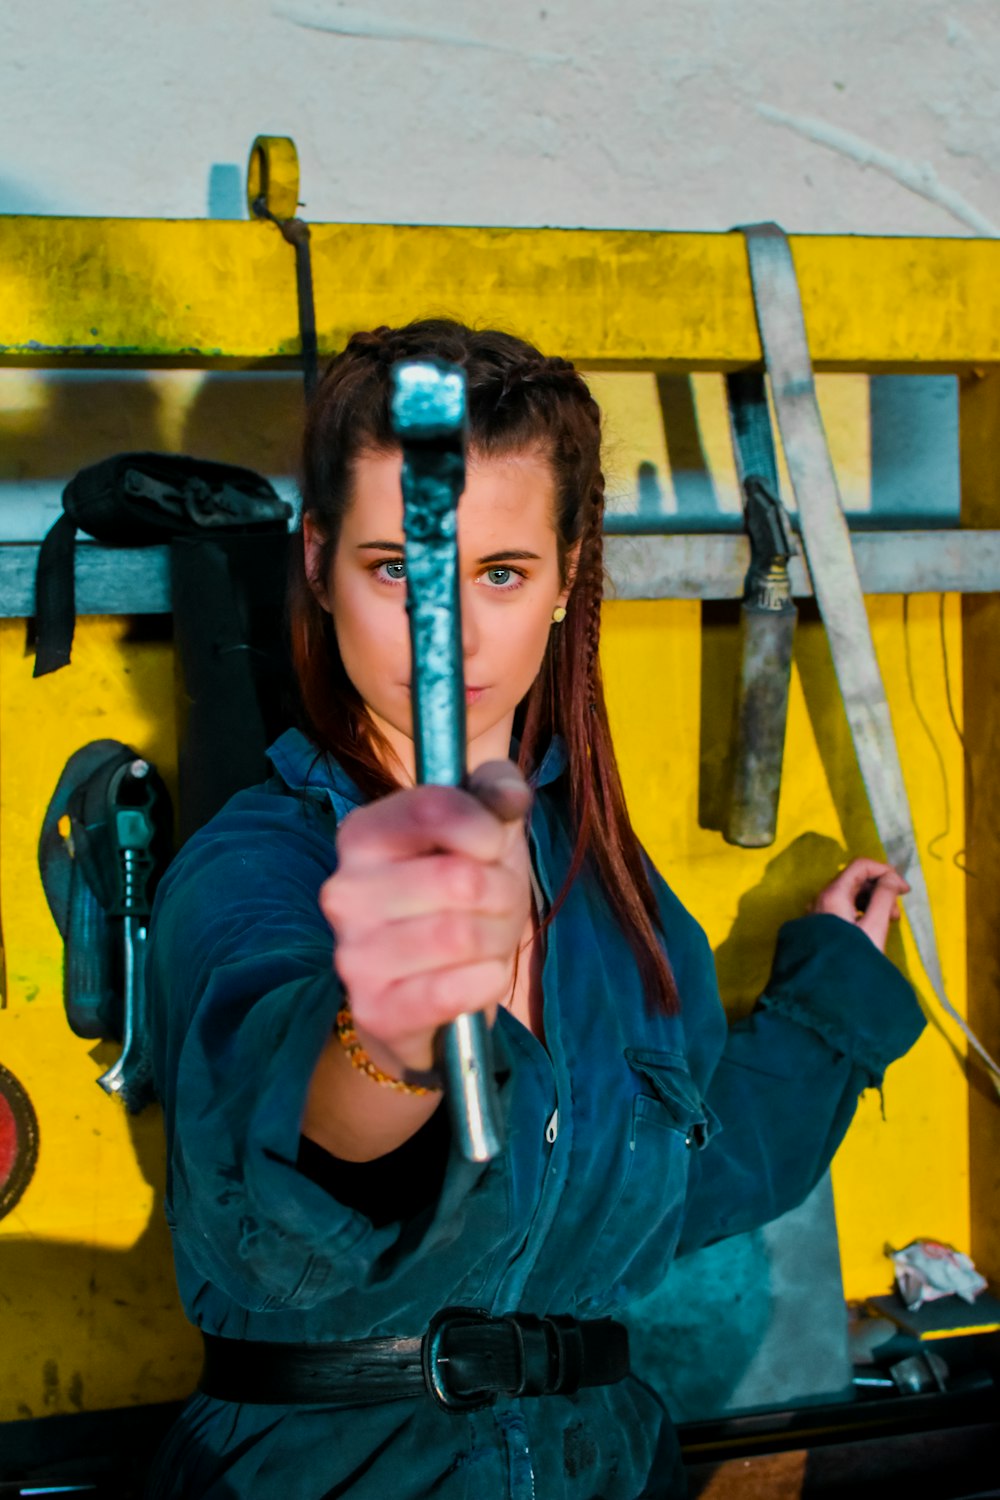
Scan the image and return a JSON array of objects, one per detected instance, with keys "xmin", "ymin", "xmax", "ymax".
[
  {"xmin": 605, "ymin": 529, "xmax": 1000, "ymax": 602},
  {"xmin": 0, "ymin": 220, "xmax": 998, "ymax": 370},
  {"xmin": 3, "ymin": 531, "xmax": 1000, "ymax": 618}
]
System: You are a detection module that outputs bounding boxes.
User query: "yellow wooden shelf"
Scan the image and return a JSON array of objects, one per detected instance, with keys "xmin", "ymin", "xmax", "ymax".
[{"xmin": 1, "ymin": 219, "xmax": 998, "ymax": 371}]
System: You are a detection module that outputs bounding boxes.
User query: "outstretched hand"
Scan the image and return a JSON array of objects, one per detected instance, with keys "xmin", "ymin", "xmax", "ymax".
[
  {"xmin": 319, "ymin": 760, "xmax": 532, "ymax": 1080},
  {"xmin": 810, "ymin": 857, "xmax": 910, "ymax": 953}
]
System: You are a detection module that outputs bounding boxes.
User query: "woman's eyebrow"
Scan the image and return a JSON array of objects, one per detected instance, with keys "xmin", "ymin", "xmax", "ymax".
[
  {"xmin": 478, "ymin": 549, "xmax": 542, "ymax": 564},
  {"xmin": 357, "ymin": 539, "xmax": 404, "ymax": 552}
]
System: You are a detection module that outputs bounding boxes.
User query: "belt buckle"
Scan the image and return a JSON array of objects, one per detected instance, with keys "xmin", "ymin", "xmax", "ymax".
[{"xmin": 422, "ymin": 1306, "xmax": 499, "ymax": 1413}]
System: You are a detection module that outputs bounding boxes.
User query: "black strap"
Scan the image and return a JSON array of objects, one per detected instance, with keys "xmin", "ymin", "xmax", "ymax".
[
  {"xmin": 33, "ymin": 512, "xmax": 79, "ymax": 676},
  {"xmin": 251, "ymin": 199, "xmax": 319, "ymax": 401},
  {"xmin": 170, "ymin": 531, "xmax": 294, "ymax": 843},
  {"xmin": 198, "ymin": 1312, "xmax": 630, "ymax": 1411}
]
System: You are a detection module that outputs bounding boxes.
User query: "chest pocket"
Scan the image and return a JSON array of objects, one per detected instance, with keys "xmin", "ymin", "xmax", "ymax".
[
  {"xmin": 625, "ymin": 1048, "xmax": 718, "ymax": 1151},
  {"xmin": 576, "ymin": 1049, "xmax": 719, "ymax": 1314}
]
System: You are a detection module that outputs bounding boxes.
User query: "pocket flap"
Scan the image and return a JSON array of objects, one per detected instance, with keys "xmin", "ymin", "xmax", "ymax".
[{"xmin": 624, "ymin": 1048, "xmax": 719, "ymax": 1149}]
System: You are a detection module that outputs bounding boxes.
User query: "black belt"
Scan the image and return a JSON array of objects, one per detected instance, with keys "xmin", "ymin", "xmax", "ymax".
[{"xmin": 199, "ymin": 1307, "xmax": 630, "ymax": 1413}]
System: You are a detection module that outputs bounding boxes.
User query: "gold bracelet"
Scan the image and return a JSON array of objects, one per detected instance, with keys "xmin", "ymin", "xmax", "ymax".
[{"xmin": 335, "ymin": 1008, "xmax": 444, "ymax": 1096}]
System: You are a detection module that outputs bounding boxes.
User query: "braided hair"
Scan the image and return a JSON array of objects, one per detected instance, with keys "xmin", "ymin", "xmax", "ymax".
[{"xmin": 290, "ymin": 319, "xmax": 678, "ymax": 1014}]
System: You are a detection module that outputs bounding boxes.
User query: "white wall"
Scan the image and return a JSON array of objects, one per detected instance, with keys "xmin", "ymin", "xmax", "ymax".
[{"xmin": 2, "ymin": 0, "xmax": 997, "ymax": 234}]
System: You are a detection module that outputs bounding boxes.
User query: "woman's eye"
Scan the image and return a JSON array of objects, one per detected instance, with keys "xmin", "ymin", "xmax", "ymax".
[
  {"xmin": 376, "ymin": 560, "xmax": 407, "ymax": 583},
  {"xmin": 484, "ymin": 567, "xmax": 515, "ymax": 588}
]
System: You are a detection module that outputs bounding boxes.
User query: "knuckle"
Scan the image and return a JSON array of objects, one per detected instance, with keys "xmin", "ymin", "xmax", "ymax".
[
  {"xmin": 413, "ymin": 785, "xmax": 458, "ymax": 828},
  {"xmin": 319, "ymin": 873, "xmax": 348, "ymax": 922},
  {"xmin": 333, "ymin": 941, "xmax": 370, "ymax": 993},
  {"xmin": 449, "ymin": 856, "xmax": 484, "ymax": 906},
  {"xmin": 431, "ymin": 910, "xmax": 474, "ymax": 960}
]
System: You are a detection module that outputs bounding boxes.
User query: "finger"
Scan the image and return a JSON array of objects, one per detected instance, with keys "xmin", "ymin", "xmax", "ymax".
[
  {"xmin": 334, "ymin": 911, "xmax": 518, "ymax": 995},
  {"xmin": 320, "ymin": 856, "xmax": 521, "ymax": 931},
  {"xmin": 466, "ymin": 759, "xmax": 533, "ymax": 825},
  {"xmin": 824, "ymin": 858, "xmax": 898, "ymax": 904},
  {"xmin": 337, "ymin": 784, "xmax": 511, "ymax": 870},
  {"xmin": 381, "ymin": 959, "xmax": 513, "ymax": 1033},
  {"xmin": 858, "ymin": 875, "xmax": 906, "ymax": 950}
]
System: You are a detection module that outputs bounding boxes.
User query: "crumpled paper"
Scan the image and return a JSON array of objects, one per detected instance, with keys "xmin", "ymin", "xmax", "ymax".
[{"xmin": 887, "ymin": 1238, "xmax": 988, "ymax": 1312}]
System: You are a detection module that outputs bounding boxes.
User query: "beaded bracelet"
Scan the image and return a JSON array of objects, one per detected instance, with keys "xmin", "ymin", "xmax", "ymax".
[{"xmin": 334, "ymin": 1007, "xmax": 444, "ymax": 1096}]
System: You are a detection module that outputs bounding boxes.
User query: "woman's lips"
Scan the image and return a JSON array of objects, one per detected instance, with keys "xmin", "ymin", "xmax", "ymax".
[{"xmin": 403, "ymin": 683, "xmax": 488, "ymax": 705}]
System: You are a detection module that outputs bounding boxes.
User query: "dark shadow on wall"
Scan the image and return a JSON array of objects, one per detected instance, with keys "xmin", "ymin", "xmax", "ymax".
[
  {"xmin": 0, "ymin": 375, "xmax": 163, "ymax": 485},
  {"xmin": 0, "ymin": 1056, "xmax": 200, "ymax": 1437},
  {"xmin": 713, "ymin": 831, "xmax": 851, "ymax": 1016},
  {"xmin": 697, "ymin": 600, "xmax": 741, "ymax": 834},
  {"xmin": 181, "ymin": 371, "xmax": 304, "ymax": 475},
  {"xmin": 656, "ymin": 373, "xmax": 721, "ymax": 523},
  {"xmin": 0, "ymin": 369, "xmax": 304, "ymax": 494},
  {"xmin": 0, "ymin": 177, "xmax": 58, "ymax": 214}
]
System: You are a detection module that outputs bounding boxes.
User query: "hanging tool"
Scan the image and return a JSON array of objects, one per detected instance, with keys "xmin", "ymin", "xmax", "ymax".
[
  {"xmin": 390, "ymin": 358, "xmax": 504, "ymax": 1164},
  {"xmin": 738, "ymin": 221, "xmax": 1000, "ymax": 1093},
  {"xmin": 95, "ymin": 757, "xmax": 164, "ymax": 1106},
  {"xmin": 247, "ymin": 134, "xmax": 318, "ymax": 400},
  {"xmin": 724, "ymin": 369, "xmax": 798, "ymax": 846},
  {"xmin": 39, "ymin": 741, "xmax": 173, "ymax": 1112}
]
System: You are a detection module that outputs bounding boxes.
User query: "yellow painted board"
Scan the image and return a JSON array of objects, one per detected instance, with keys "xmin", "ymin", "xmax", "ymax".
[
  {"xmin": 0, "ymin": 597, "xmax": 973, "ymax": 1418},
  {"xmin": 0, "ymin": 220, "xmax": 999, "ymax": 370},
  {"xmin": 0, "ymin": 616, "xmax": 201, "ymax": 1421},
  {"xmin": 0, "ymin": 1006, "xmax": 201, "ymax": 1419},
  {"xmin": 601, "ymin": 594, "xmax": 970, "ymax": 1304}
]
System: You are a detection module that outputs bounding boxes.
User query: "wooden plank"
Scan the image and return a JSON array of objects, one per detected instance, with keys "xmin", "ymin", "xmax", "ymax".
[
  {"xmin": 0, "ymin": 544, "xmax": 172, "ymax": 618},
  {"xmin": 0, "ymin": 219, "xmax": 998, "ymax": 370},
  {"xmin": 2, "ymin": 531, "xmax": 1000, "ymax": 618},
  {"xmin": 960, "ymin": 372, "xmax": 1000, "ymax": 1288}
]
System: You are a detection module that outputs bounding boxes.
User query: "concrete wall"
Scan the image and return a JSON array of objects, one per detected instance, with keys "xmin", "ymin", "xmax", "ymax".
[{"xmin": 2, "ymin": 0, "xmax": 997, "ymax": 233}]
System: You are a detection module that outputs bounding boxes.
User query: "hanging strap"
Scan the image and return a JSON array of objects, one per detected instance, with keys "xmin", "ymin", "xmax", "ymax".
[
  {"xmin": 250, "ymin": 199, "xmax": 319, "ymax": 401},
  {"xmin": 739, "ymin": 221, "xmax": 1000, "ymax": 1093}
]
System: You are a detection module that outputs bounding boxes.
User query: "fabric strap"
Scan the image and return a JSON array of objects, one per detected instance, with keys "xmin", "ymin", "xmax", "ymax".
[{"xmin": 739, "ymin": 221, "xmax": 1000, "ymax": 1092}]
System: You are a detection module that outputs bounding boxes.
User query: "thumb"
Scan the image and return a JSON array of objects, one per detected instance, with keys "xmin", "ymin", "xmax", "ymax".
[{"xmin": 466, "ymin": 759, "xmax": 533, "ymax": 826}]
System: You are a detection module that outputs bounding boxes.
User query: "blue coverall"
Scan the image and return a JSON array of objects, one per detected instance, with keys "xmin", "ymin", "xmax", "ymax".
[{"xmin": 146, "ymin": 729, "xmax": 924, "ymax": 1498}]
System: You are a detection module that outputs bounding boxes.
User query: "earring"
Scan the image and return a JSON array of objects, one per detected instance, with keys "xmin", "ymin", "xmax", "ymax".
[{"xmin": 552, "ymin": 605, "xmax": 567, "ymax": 624}]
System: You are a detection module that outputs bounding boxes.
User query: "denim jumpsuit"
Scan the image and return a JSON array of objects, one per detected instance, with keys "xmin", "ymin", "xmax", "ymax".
[{"xmin": 146, "ymin": 729, "xmax": 924, "ymax": 1499}]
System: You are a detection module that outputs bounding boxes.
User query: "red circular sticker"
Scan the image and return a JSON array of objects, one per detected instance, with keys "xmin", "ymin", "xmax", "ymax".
[{"xmin": 0, "ymin": 1063, "xmax": 39, "ymax": 1220}]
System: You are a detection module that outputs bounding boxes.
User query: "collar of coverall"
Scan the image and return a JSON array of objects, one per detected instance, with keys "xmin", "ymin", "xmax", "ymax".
[{"xmin": 266, "ymin": 727, "xmax": 569, "ymax": 810}]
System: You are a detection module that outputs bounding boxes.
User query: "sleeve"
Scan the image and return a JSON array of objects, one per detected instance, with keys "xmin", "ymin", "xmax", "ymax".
[
  {"xmin": 148, "ymin": 786, "xmax": 511, "ymax": 1313},
  {"xmin": 674, "ymin": 911, "xmax": 926, "ymax": 1256}
]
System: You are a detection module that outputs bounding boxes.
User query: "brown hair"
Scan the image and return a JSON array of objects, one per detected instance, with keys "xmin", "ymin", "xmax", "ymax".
[{"xmin": 289, "ymin": 319, "xmax": 678, "ymax": 1014}]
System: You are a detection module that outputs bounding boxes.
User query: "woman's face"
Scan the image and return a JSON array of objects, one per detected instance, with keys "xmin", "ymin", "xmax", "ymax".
[{"xmin": 304, "ymin": 446, "xmax": 576, "ymax": 780}]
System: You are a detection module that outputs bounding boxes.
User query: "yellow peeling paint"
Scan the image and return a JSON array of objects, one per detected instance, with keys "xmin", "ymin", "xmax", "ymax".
[
  {"xmin": 0, "ymin": 224, "xmax": 987, "ymax": 1418},
  {"xmin": 601, "ymin": 592, "xmax": 970, "ymax": 1302},
  {"xmin": 0, "ymin": 220, "xmax": 999, "ymax": 369},
  {"xmin": 0, "ymin": 616, "xmax": 202, "ymax": 1419}
]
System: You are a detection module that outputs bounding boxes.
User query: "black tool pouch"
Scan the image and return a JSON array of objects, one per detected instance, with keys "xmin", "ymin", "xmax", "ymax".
[{"xmin": 33, "ymin": 452, "xmax": 292, "ymax": 677}]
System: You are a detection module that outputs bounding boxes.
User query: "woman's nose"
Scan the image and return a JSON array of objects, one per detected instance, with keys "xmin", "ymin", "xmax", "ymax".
[{"xmin": 461, "ymin": 587, "xmax": 480, "ymax": 660}]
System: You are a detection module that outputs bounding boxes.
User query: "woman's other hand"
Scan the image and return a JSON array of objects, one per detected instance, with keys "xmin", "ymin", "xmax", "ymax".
[
  {"xmin": 811, "ymin": 857, "xmax": 910, "ymax": 953},
  {"xmin": 319, "ymin": 760, "xmax": 532, "ymax": 1082}
]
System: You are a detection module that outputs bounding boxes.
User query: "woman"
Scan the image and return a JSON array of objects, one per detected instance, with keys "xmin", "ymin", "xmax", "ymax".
[{"xmin": 146, "ymin": 320, "xmax": 923, "ymax": 1499}]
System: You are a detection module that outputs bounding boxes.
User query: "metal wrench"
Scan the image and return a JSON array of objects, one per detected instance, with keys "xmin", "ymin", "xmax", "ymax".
[{"xmin": 389, "ymin": 359, "xmax": 504, "ymax": 1164}]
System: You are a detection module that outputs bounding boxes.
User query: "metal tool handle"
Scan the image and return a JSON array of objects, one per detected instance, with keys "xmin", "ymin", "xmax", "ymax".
[
  {"xmin": 391, "ymin": 359, "xmax": 504, "ymax": 1163},
  {"xmin": 96, "ymin": 760, "xmax": 158, "ymax": 1112},
  {"xmin": 724, "ymin": 371, "xmax": 799, "ymax": 849},
  {"xmin": 724, "ymin": 602, "xmax": 796, "ymax": 847}
]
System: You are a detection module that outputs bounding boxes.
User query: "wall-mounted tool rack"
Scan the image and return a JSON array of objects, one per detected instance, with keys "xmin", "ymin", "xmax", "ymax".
[
  {"xmin": 1, "ymin": 205, "xmax": 1000, "ymax": 1426},
  {"xmin": 1, "ymin": 222, "xmax": 1000, "ymax": 608}
]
